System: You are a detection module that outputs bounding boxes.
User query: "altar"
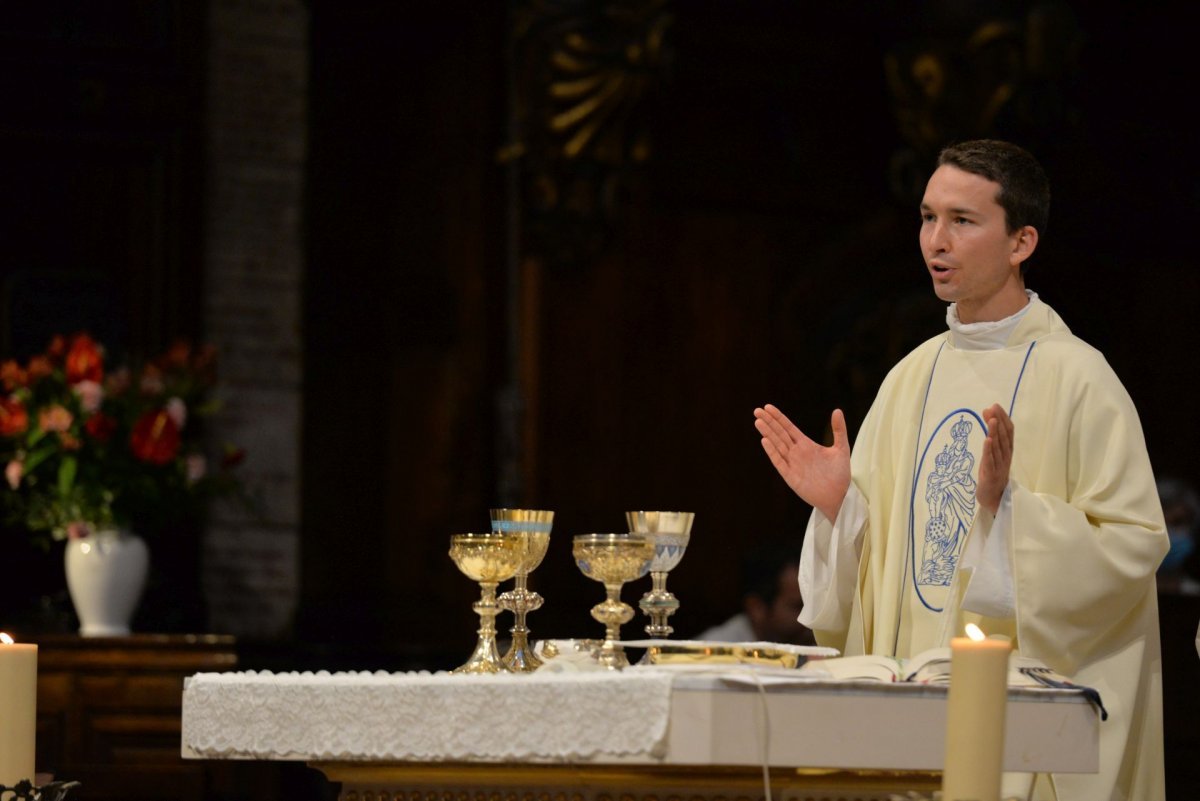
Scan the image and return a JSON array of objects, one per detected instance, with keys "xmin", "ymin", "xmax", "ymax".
[{"xmin": 180, "ymin": 666, "xmax": 1099, "ymax": 801}]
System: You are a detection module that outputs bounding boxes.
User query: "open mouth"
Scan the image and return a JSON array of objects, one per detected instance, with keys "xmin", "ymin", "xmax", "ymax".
[{"xmin": 931, "ymin": 264, "xmax": 952, "ymax": 275}]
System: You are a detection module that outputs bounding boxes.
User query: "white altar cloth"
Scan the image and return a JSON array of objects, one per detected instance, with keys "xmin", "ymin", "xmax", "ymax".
[
  {"xmin": 181, "ymin": 668, "xmax": 675, "ymax": 762},
  {"xmin": 180, "ymin": 665, "xmax": 1098, "ymax": 773}
]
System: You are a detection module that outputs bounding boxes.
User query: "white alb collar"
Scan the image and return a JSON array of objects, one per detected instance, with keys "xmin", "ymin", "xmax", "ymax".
[{"xmin": 946, "ymin": 291, "xmax": 1038, "ymax": 351}]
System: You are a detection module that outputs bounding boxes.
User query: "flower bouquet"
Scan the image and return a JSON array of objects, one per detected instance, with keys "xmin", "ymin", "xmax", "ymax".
[
  {"xmin": 0, "ymin": 333, "xmax": 243, "ymax": 546},
  {"xmin": 0, "ymin": 333, "xmax": 245, "ymax": 635}
]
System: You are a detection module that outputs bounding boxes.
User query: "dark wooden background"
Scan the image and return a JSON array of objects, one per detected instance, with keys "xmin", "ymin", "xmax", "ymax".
[
  {"xmin": 298, "ymin": 0, "xmax": 1200, "ymax": 647},
  {"xmin": 1, "ymin": 0, "xmax": 1197, "ymax": 795}
]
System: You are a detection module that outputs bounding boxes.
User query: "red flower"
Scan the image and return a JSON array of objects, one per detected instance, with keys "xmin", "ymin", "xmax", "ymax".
[
  {"xmin": 161, "ymin": 340, "xmax": 191, "ymax": 369},
  {"xmin": 26, "ymin": 356, "xmax": 52, "ymax": 382},
  {"xmin": 65, "ymin": 334, "xmax": 104, "ymax": 384},
  {"xmin": 0, "ymin": 396, "xmax": 28, "ymax": 436},
  {"xmin": 1, "ymin": 360, "xmax": 26, "ymax": 391},
  {"xmin": 130, "ymin": 409, "xmax": 181, "ymax": 465},
  {"xmin": 84, "ymin": 412, "xmax": 118, "ymax": 443},
  {"xmin": 47, "ymin": 335, "xmax": 66, "ymax": 361}
]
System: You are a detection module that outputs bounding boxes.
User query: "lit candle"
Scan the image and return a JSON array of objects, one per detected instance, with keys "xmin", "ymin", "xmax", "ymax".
[
  {"xmin": 0, "ymin": 632, "xmax": 37, "ymax": 788},
  {"xmin": 942, "ymin": 624, "xmax": 1012, "ymax": 801}
]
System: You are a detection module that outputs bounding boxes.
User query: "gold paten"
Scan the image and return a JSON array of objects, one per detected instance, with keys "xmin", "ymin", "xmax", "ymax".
[
  {"xmin": 625, "ymin": 511, "xmax": 694, "ymax": 638},
  {"xmin": 490, "ymin": 508, "xmax": 555, "ymax": 672},
  {"xmin": 572, "ymin": 533, "xmax": 655, "ymax": 669},
  {"xmin": 641, "ymin": 642, "xmax": 802, "ymax": 669},
  {"xmin": 449, "ymin": 532, "xmax": 525, "ymax": 674}
]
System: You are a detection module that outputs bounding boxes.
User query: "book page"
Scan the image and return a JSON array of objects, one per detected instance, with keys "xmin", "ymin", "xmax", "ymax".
[
  {"xmin": 796, "ymin": 653, "xmax": 903, "ymax": 682},
  {"xmin": 900, "ymin": 646, "xmax": 953, "ymax": 683}
]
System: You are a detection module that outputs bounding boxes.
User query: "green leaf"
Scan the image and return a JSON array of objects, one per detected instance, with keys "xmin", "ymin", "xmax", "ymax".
[
  {"xmin": 58, "ymin": 455, "xmax": 77, "ymax": 498},
  {"xmin": 22, "ymin": 442, "xmax": 59, "ymax": 475}
]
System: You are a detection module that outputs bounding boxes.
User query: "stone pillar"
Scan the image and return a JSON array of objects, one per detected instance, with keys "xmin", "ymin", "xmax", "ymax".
[{"xmin": 201, "ymin": 0, "xmax": 307, "ymax": 639}]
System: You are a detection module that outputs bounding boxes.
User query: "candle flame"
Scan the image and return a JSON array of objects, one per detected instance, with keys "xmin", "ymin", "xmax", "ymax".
[
  {"xmin": 0, "ymin": 632, "xmax": 14, "ymax": 645},
  {"xmin": 964, "ymin": 623, "xmax": 986, "ymax": 642}
]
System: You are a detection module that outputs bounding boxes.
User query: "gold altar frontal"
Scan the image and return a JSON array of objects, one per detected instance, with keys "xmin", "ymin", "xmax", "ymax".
[{"xmin": 316, "ymin": 762, "xmax": 941, "ymax": 801}]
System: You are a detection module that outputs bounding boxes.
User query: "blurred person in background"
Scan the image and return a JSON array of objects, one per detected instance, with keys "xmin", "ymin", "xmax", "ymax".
[
  {"xmin": 697, "ymin": 538, "xmax": 815, "ymax": 645},
  {"xmin": 1156, "ymin": 476, "xmax": 1200, "ymax": 595}
]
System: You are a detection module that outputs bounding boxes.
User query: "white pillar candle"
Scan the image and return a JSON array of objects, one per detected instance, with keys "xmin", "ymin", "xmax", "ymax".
[
  {"xmin": 0, "ymin": 633, "xmax": 37, "ymax": 788},
  {"xmin": 942, "ymin": 625, "xmax": 1011, "ymax": 801}
]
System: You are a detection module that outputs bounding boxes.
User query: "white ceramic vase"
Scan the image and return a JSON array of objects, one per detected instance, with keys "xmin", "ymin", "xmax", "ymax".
[{"xmin": 64, "ymin": 528, "xmax": 149, "ymax": 637}]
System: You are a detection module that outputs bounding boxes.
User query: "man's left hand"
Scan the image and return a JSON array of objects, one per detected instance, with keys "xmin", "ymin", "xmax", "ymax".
[{"xmin": 978, "ymin": 403, "xmax": 1013, "ymax": 515}]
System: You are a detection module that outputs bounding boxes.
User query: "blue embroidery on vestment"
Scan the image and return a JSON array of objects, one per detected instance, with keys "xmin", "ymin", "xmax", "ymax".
[
  {"xmin": 896, "ymin": 340, "xmax": 1038, "ymax": 641},
  {"xmin": 909, "ymin": 408, "xmax": 987, "ymax": 611}
]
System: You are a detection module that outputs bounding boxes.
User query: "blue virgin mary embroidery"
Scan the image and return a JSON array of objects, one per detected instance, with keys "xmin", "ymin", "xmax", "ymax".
[{"xmin": 910, "ymin": 408, "xmax": 986, "ymax": 610}]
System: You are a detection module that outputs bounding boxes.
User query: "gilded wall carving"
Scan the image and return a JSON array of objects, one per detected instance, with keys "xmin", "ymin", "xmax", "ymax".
[
  {"xmin": 505, "ymin": 0, "xmax": 673, "ymax": 267},
  {"xmin": 884, "ymin": 3, "xmax": 1084, "ymax": 203}
]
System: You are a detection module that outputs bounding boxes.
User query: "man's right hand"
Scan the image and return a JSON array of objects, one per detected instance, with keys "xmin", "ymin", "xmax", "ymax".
[{"xmin": 754, "ymin": 404, "xmax": 851, "ymax": 522}]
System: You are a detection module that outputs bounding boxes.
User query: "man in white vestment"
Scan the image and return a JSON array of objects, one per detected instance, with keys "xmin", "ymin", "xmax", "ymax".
[{"xmin": 754, "ymin": 140, "xmax": 1167, "ymax": 801}]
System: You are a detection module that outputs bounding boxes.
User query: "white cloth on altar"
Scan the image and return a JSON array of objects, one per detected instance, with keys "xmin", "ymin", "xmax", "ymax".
[{"xmin": 181, "ymin": 668, "xmax": 675, "ymax": 762}]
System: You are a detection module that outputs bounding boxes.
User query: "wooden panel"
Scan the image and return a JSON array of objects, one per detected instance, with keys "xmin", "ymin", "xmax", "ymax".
[{"xmin": 31, "ymin": 634, "xmax": 257, "ymax": 801}]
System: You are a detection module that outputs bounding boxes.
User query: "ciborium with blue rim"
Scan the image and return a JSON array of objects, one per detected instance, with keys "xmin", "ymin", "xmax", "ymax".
[
  {"xmin": 573, "ymin": 532, "xmax": 656, "ymax": 669},
  {"xmin": 490, "ymin": 508, "xmax": 554, "ymax": 672},
  {"xmin": 626, "ymin": 511, "xmax": 695, "ymax": 638}
]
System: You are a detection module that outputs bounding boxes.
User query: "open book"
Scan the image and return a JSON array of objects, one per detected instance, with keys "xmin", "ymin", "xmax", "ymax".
[{"xmin": 799, "ymin": 647, "xmax": 1079, "ymax": 688}]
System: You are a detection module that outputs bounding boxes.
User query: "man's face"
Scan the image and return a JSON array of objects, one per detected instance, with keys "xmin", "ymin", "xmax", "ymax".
[
  {"xmin": 747, "ymin": 563, "xmax": 814, "ymax": 645},
  {"xmin": 919, "ymin": 164, "xmax": 1029, "ymax": 323}
]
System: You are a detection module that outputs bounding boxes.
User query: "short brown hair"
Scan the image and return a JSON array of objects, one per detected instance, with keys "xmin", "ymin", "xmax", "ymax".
[{"xmin": 937, "ymin": 139, "xmax": 1050, "ymax": 236}]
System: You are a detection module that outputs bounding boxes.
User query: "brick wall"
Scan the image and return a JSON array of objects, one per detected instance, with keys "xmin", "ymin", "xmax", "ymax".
[{"xmin": 201, "ymin": 0, "xmax": 307, "ymax": 639}]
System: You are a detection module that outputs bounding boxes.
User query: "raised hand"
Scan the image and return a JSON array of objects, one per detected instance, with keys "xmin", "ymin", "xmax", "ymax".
[
  {"xmin": 977, "ymin": 403, "xmax": 1014, "ymax": 515},
  {"xmin": 754, "ymin": 404, "xmax": 851, "ymax": 521}
]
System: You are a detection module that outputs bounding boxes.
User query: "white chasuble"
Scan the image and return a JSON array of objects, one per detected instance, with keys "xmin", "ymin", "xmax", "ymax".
[
  {"xmin": 799, "ymin": 298, "xmax": 1168, "ymax": 801},
  {"xmin": 897, "ymin": 342, "xmax": 1033, "ymax": 657}
]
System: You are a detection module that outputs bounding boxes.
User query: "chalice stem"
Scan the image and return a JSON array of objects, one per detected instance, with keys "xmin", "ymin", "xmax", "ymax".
[
  {"xmin": 604, "ymin": 585, "xmax": 624, "ymax": 644},
  {"xmin": 454, "ymin": 581, "xmax": 506, "ymax": 673},
  {"xmin": 501, "ymin": 573, "xmax": 544, "ymax": 671},
  {"xmin": 652, "ymin": 572, "xmax": 668, "ymax": 593},
  {"xmin": 641, "ymin": 571, "xmax": 679, "ymax": 638}
]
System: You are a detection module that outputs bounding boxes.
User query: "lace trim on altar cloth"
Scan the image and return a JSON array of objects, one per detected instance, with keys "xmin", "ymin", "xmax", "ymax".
[{"xmin": 181, "ymin": 669, "xmax": 676, "ymax": 762}]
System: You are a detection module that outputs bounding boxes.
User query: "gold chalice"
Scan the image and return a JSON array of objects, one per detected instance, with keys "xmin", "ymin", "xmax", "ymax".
[
  {"xmin": 448, "ymin": 532, "xmax": 526, "ymax": 674},
  {"xmin": 572, "ymin": 533, "xmax": 656, "ymax": 669},
  {"xmin": 627, "ymin": 511, "xmax": 695, "ymax": 638},
  {"xmin": 491, "ymin": 508, "xmax": 555, "ymax": 672}
]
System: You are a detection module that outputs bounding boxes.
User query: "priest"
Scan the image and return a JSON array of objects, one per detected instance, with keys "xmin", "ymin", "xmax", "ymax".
[{"xmin": 755, "ymin": 139, "xmax": 1167, "ymax": 801}]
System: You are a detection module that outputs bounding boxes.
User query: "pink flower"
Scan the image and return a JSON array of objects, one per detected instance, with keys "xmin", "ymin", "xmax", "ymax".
[
  {"xmin": 38, "ymin": 405, "xmax": 73, "ymax": 433},
  {"xmin": 166, "ymin": 396, "xmax": 187, "ymax": 430},
  {"xmin": 73, "ymin": 380, "xmax": 104, "ymax": 414},
  {"xmin": 5, "ymin": 459, "xmax": 22, "ymax": 489},
  {"xmin": 186, "ymin": 454, "xmax": 207, "ymax": 483}
]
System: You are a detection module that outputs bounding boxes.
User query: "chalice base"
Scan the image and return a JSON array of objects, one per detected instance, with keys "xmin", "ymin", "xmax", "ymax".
[
  {"xmin": 501, "ymin": 633, "xmax": 542, "ymax": 671},
  {"xmin": 499, "ymin": 587, "xmax": 545, "ymax": 672},
  {"xmin": 453, "ymin": 629, "xmax": 509, "ymax": 674},
  {"xmin": 597, "ymin": 640, "xmax": 630, "ymax": 670}
]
